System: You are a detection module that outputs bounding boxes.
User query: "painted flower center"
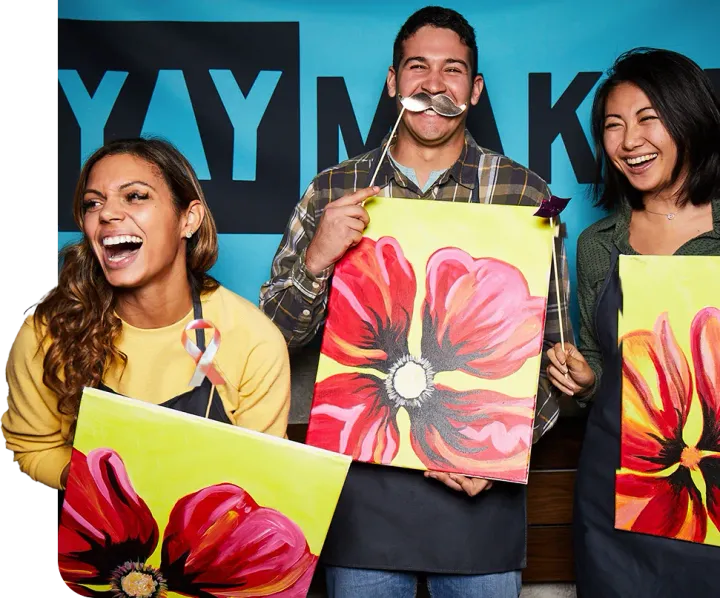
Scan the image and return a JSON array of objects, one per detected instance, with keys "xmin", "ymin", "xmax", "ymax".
[
  {"xmin": 122, "ymin": 572, "xmax": 156, "ymax": 597},
  {"xmin": 680, "ymin": 446, "xmax": 702, "ymax": 470},
  {"xmin": 110, "ymin": 561, "xmax": 167, "ymax": 598},
  {"xmin": 384, "ymin": 355, "xmax": 435, "ymax": 408}
]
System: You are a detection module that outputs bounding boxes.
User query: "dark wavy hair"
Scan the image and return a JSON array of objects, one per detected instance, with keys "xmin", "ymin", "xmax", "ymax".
[
  {"xmin": 34, "ymin": 138, "xmax": 219, "ymax": 441},
  {"xmin": 393, "ymin": 6, "xmax": 478, "ymax": 79},
  {"xmin": 590, "ymin": 47, "xmax": 720, "ymax": 211}
]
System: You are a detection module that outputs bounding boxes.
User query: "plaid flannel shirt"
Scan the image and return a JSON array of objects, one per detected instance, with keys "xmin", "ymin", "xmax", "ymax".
[{"xmin": 260, "ymin": 130, "xmax": 573, "ymax": 441}]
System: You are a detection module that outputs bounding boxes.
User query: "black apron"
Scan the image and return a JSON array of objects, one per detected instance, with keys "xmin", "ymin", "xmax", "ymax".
[
  {"xmin": 573, "ymin": 247, "xmax": 719, "ymax": 598},
  {"xmin": 59, "ymin": 291, "xmax": 230, "ymax": 515},
  {"xmin": 319, "ymin": 157, "xmax": 526, "ymax": 575}
]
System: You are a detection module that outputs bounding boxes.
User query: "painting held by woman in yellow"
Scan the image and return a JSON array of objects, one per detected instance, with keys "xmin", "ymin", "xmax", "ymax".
[{"xmin": 59, "ymin": 388, "xmax": 351, "ymax": 598}]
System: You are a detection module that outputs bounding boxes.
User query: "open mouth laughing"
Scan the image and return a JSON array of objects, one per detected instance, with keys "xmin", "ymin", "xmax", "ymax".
[
  {"xmin": 101, "ymin": 234, "xmax": 143, "ymax": 268},
  {"xmin": 623, "ymin": 152, "xmax": 658, "ymax": 172}
]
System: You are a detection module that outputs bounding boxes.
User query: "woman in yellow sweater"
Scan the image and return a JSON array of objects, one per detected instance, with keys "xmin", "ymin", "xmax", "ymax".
[{"xmin": 2, "ymin": 138, "xmax": 291, "ymax": 490}]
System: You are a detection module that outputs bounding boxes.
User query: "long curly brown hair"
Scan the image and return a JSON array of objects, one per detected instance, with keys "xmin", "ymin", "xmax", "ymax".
[{"xmin": 35, "ymin": 138, "xmax": 219, "ymax": 441}]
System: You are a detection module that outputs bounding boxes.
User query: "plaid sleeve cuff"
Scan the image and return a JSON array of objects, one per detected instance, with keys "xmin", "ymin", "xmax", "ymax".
[{"xmin": 290, "ymin": 247, "xmax": 332, "ymax": 301}]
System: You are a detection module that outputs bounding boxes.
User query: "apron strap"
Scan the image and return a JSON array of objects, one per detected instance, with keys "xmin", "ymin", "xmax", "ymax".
[
  {"xmin": 593, "ymin": 246, "xmax": 621, "ymax": 338},
  {"xmin": 192, "ymin": 286, "xmax": 205, "ymax": 352},
  {"xmin": 472, "ymin": 154, "xmax": 481, "ymax": 203}
]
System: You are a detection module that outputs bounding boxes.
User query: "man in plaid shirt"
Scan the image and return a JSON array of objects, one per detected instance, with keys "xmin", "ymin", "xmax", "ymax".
[{"xmin": 260, "ymin": 6, "xmax": 572, "ymax": 598}]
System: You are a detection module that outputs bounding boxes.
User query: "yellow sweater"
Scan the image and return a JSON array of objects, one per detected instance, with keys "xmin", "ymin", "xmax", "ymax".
[{"xmin": 2, "ymin": 286, "xmax": 291, "ymax": 490}]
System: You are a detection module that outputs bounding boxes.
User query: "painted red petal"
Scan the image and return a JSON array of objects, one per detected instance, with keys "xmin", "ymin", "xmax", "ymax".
[
  {"xmin": 621, "ymin": 316, "xmax": 692, "ymax": 473},
  {"xmin": 653, "ymin": 314, "xmax": 694, "ymax": 426},
  {"xmin": 306, "ymin": 373, "xmax": 399, "ymax": 464},
  {"xmin": 264, "ymin": 558, "xmax": 318, "ymax": 598},
  {"xmin": 161, "ymin": 483, "xmax": 317, "ymax": 597},
  {"xmin": 691, "ymin": 308, "xmax": 720, "ymax": 450},
  {"xmin": 615, "ymin": 470, "xmax": 706, "ymax": 543},
  {"xmin": 323, "ymin": 237, "xmax": 416, "ymax": 370},
  {"xmin": 162, "ymin": 482, "xmax": 259, "ymax": 568},
  {"xmin": 59, "ymin": 448, "xmax": 158, "ymax": 585},
  {"xmin": 699, "ymin": 455, "xmax": 720, "ymax": 534},
  {"xmin": 422, "ymin": 251, "xmax": 545, "ymax": 378},
  {"xmin": 408, "ymin": 384, "xmax": 535, "ymax": 482}
]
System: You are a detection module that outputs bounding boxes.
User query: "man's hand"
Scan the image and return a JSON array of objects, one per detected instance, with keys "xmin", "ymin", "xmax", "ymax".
[
  {"xmin": 305, "ymin": 186, "xmax": 379, "ymax": 275},
  {"xmin": 425, "ymin": 470, "xmax": 494, "ymax": 497}
]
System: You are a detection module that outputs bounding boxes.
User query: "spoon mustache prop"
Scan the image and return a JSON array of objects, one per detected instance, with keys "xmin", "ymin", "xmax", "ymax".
[{"xmin": 398, "ymin": 92, "xmax": 467, "ymax": 117}]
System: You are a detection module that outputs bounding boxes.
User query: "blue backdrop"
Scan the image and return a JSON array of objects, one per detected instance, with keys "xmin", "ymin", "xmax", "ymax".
[{"xmin": 58, "ymin": 0, "xmax": 720, "ymax": 330}]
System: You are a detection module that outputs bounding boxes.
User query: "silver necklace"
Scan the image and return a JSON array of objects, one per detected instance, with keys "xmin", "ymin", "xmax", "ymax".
[{"xmin": 644, "ymin": 207, "xmax": 677, "ymax": 220}]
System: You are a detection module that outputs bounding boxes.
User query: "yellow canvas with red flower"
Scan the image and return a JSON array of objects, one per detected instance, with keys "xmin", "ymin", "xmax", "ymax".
[
  {"xmin": 616, "ymin": 255, "xmax": 720, "ymax": 546},
  {"xmin": 306, "ymin": 197, "xmax": 556, "ymax": 483},
  {"xmin": 59, "ymin": 388, "xmax": 351, "ymax": 598}
]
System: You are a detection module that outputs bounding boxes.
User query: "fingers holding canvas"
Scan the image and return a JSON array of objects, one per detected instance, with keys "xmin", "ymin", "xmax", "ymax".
[{"xmin": 425, "ymin": 470, "xmax": 493, "ymax": 496}]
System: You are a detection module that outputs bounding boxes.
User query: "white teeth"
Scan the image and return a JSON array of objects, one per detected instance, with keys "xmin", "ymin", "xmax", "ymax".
[
  {"xmin": 102, "ymin": 235, "xmax": 143, "ymax": 246},
  {"xmin": 626, "ymin": 153, "xmax": 658, "ymax": 165}
]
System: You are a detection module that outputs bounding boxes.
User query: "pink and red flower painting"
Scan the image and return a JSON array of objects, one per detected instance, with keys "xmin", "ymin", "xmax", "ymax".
[
  {"xmin": 306, "ymin": 236, "xmax": 549, "ymax": 482},
  {"xmin": 616, "ymin": 307, "xmax": 720, "ymax": 546},
  {"xmin": 60, "ymin": 448, "xmax": 317, "ymax": 597}
]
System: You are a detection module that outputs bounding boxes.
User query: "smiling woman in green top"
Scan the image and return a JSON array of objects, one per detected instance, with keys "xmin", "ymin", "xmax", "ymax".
[{"xmin": 545, "ymin": 48, "xmax": 720, "ymax": 598}]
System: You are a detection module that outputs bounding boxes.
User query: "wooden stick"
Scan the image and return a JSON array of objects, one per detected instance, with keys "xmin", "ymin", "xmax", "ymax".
[
  {"xmin": 550, "ymin": 216, "xmax": 566, "ymax": 352},
  {"xmin": 368, "ymin": 106, "xmax": 406, "ymax": 189}
]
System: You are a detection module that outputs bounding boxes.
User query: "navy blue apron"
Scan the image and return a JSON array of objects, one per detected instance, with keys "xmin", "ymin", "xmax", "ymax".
[
  {"xmin": 319, "ymin": 158, "xmax": 526, "ymax": 575},
  {"xmin": 59, "ymin": 291, "xmax": 230, "ymax": 515},
  {"xmin": 573, "ymin": 247, "xmax": 719, "ymax": 598}
]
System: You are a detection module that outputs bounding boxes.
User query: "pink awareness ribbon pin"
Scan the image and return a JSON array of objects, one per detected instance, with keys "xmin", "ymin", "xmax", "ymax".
[{"xmin": 181, "ymin": 319, "xmax": 226, "ymax": 387}]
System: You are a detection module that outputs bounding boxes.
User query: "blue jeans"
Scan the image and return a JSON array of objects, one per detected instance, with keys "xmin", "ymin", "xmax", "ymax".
[{"xmin": 325, "ymin": 566, "xmax": 522, "ymax": 598}]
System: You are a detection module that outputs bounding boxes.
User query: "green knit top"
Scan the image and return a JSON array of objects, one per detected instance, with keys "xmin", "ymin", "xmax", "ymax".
[{"xmin": 576, "ymin": 197, "xmax": 720, "ymax": 403}]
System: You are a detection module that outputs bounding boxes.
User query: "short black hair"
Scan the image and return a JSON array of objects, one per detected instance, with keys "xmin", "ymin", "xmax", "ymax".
[
  {"xmin": 393, "ymin": 6, "xmax": 478, "ymax": 79},
  {"xmin": 590, "ymin": 47, "xmax": 720, "ymax": 211}
]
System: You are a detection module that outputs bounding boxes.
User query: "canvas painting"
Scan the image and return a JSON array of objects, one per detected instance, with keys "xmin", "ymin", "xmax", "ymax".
[
  {"xmin": 305, "ymin": 197, "xmax": 556, "ymax": 483},
  {"xmin": 616, "ymin": 255, "xmax": 720, "ymax": 546},
  {"xmin": 59, "ymin": 388, "xmax": 351, "ymax": 598}
]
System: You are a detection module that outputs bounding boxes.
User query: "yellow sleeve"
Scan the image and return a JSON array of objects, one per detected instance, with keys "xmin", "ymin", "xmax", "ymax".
[
  {"xmin": 1, "ymin": 319, "xmax": 71, "ymax": 490},
  {"xmin": 232, "ymin": 316, "xmax": 291, "ymax": 437}
]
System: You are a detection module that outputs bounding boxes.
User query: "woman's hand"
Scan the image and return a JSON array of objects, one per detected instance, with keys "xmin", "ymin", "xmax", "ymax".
[{"xmin": 546, "ymin": 342, "xmax": 595, "ymax": 397}]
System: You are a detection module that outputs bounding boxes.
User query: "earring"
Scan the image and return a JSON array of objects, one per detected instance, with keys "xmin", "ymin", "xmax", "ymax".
[{"xmin": 186, "ymin": 230, "xmax": 193, "ymax": 238}]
